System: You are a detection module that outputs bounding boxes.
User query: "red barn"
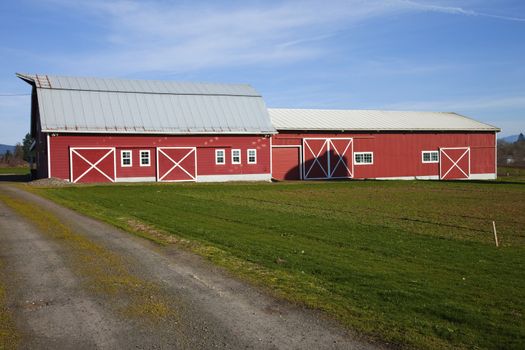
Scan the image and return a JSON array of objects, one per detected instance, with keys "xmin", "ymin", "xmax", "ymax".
[
  {"xmin": 18, "ymin": 73, "xmax": 499, "ymax": 183},
  {"xmin": 269, "ymin": 109, "xmax": 499, "ymax": 181},
  {"xmin": 18, "ymin": 73, "xmax": 275, "ymax": 183}
]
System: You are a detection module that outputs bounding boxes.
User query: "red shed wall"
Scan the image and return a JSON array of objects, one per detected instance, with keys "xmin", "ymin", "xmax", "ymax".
[
  {"xmin": 49, "ymin": 134, "xmax": 271, "ymax": 182},
  {"xmin": 272, "ymin": 131, "xmax": 496, "ymax": 179}
]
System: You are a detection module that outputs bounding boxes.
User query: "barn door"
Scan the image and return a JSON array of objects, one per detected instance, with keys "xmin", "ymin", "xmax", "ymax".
[
  {"xmin": 303, "ymin": 138, "xmax": 353, "ymax": 180},
  {"xmin": 328, "ymin": 138, "xmax": 353, "ymax": 178},
  {"xmin": 440, "ymin": 147, "xmax": 470, "ymax": 180},
  {"xmin": 156, "ymin": 147, "xmax": 197, "ymax": 182},
  {"xmin": 70, "ymin": 147, "xmax": 116, "ymax": 183}
]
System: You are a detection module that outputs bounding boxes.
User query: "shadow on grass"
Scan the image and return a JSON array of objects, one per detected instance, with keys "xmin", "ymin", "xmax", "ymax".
[{"xmin": 0, "ymin": 174, "xmax": 30, "ymax": 182}]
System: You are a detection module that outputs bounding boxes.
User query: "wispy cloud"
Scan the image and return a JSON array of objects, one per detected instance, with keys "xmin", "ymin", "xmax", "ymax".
[
  {"xmin": 400, "ymin": 0, "xmax": 525, "ymax": 22},
  {"xmin": 42, "ymin": 0, "xmax": 410, "ymax": 75}
]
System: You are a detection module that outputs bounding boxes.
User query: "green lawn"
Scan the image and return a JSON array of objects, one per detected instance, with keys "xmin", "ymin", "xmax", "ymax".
[
  {"xmin": 34, "ymin": 180, "xmax": 525, "ymax": 349},
  {"xmin": 0, "ymin": 167, "xmax": 29, "ymax": 175},
  {"xmin": 498, "ymin": 166, "xmax": 525, "ymax": 183}
]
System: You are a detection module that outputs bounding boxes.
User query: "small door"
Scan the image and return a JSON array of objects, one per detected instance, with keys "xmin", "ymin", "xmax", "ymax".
[
  {"xmin": 272, "ymin": 146, "xmax": 301, "ymax": 180},
  {"xmin": 156, "ymin": 147, "xmax": 197, "ymax": 182},
  {"xmin": 70, "ymin": 147, "xmax": 116, "ymax": 183},
  {"xmin": 440, "ymin": 147, "xmax": 470, "ymax": 180}
]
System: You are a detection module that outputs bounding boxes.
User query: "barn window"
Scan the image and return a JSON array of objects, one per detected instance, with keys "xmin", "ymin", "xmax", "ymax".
[
  {"xmin": 247, "ymin": 149, "xmax": 257, "ymax": 164},
  {"xmin": 232, "ymin": 149, "xmax": 241, "ymax": 164},
  {"xmin": 216, "ymin": 149, "xmax": 225, "ymax": 165},
  {"xmin": 140, "ymin": 150, "xmax": 150, "ymax": 166},
  {"xmin": 422, "ymin": 151, "xmax": 439, "ymax": 163},
  {"xmin": 121, "ymin": 150, "xmax": 132, "ymax": 167},
  {"xmin": 355, "ymin": 152, "xmax": 373, "ymax": 165}
]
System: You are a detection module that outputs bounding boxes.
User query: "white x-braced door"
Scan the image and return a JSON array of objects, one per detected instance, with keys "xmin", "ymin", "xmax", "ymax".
[
  {"xmin": 70, "ymin": 147, "xmax": 116, "ymax": 183},
  {"xmin": 303, "ymin": 138, "xmax": 353, "ymax": 180},
  {"xmin": 440, "ymin": 147, "xmax": 470, "ymax": 180},
  {"xmin": 156, "ymin": 147, "xmax": 197, "ymax": 182}
]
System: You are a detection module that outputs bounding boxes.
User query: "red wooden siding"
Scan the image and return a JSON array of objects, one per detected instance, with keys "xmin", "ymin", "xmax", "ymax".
[
  {"xmin": 48, "ymin": 134, "xmax": 271, "ymax": 181},
  {"xmin": 272, "ymin": 131, "xmax": 496, "ymax": 179},
  {"xmin": 272, "ymin": 147, "xmax": 301, "ymax": 180}
]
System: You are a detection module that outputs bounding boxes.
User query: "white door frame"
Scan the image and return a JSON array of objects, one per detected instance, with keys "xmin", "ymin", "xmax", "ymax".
[
  {"xmin": 69, "ymin": 147, "xmax": 116, "ymax": 183},
  {"xmin": 156, "ymin": 147, "xmax": 197, "ymax": 182},
  {"xmin": 302, "ymin": 138, "xmax": 353, "ymax": 180},
  {"xmin": 439, "ymin": 147, "xmax": 470, "ymax": 180}
]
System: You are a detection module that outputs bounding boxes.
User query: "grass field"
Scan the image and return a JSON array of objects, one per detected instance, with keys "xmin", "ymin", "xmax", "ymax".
[
  {"xmin": 33, "ymin": 179, "xmax": 525, "ymax": 349},
  {"xmin": 0, "ymin": 167, "xmax": 29, "ymax": 175}
]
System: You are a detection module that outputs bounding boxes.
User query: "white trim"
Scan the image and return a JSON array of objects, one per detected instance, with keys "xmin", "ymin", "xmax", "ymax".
[
  {"xmin": 439, "ymin": 147, "xmax": 470, "ymax": 180},
  {"xmin": 421, "ymin": 150, "xmax": 439, "ymax": 163},
  {"xmin": 231, "ymin": 149, "xmax": 241, "ymax": 164},
  {"xmin": 247, "ymin": 149, "xmax": 257, "ymax": 164},
  {"xmin": 115, "ymin": 176, "xmax": 156, "ymax": 182},
  {"xmin": 269, "ymin": 137, "xmax": 273, "ymax": 176},
  {"xmin": 41, "ymin": 129, "xmax": 278, "ymax": 135},
  {"xmin": 46, "ymin": 134, "xmax": 51, "ymax": 178},
  {"xmin": 156, "ymin": 147, "xmax": 197, "ymax": 182},
  {"xmin": 354, "ymin": 152, "xmax": 374, "ymax": 165},
  {"xmin": 70, "ymin": 147, "xmax": 116, "ymax": 183},
  {"xmin": 494, "ymin": 132, "xmax": 498, "ymax": 178},
  {"xmin": 215, "ymin": 149, "xmax": 226, "ymax": 165},
  {"xmin": 196, "ymin": 173, "xmax": 271, "ymax": 182},
  {"xmin": 139, "ymin": 149, "xmax": 151, "ymax": 167},
  {"xmin": 374, "ymin": 175, "xmax": 438, "ymax": 180},
  {"xmin": 364, "ymin": 173, "xmax": 495, "ymax": 181},
  {"xmin": 470, "ymin": 173, "xmax": 497, "ymax": 180},
  {"xmin": 271, "ymin": 144, "xmax": 303, "ymax": 180},
  {"xmin": 302, "ymin": 138, "xmax": 353, "ymax": 180},
  {"xmin": 121, "ymin": 150, "xmax": 132, "ymax": 167}
]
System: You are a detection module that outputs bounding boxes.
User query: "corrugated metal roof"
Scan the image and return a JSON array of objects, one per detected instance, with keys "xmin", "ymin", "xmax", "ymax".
[
  {"xmin": 17, "ymin": 73, "xmax": 276, "ymax": 134},
  {"xmin": 269, "ymin": 108, "xmax": 499, "ymax": 132}
]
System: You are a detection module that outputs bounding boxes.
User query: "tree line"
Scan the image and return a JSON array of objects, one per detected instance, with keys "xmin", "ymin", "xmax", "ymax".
[
  {"xmin": 0, "ymin": 133, "xmax": 32, "ymax": 166},
  {"xmin": 498, "ymin": 133, "xmax": 525, "ymax": 167}
]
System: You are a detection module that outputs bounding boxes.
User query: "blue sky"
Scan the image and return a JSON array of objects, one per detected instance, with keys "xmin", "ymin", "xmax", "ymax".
[{"xmin": 0, "ymin": 0, "xmax": 524, "ymax": 144}]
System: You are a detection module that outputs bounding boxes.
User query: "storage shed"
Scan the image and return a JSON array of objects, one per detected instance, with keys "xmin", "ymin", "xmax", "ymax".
[
  {"xmin": 18, "ymin": 73, "xmax": 275, "ymax": 183},
  {"xmin": 270, "ymin": 109, "xmax": 499, "ymax": 180}
]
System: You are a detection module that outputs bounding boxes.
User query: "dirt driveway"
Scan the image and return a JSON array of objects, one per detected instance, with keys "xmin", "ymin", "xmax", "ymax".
[{"xmin": 0, "ymin": 183, "xmax": 382, "ymax": 349}]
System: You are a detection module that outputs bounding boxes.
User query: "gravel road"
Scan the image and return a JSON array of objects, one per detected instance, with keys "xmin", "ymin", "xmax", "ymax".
[{"xmin": 0, "ymin": 183, "xmax": 384, "ymax": 349}]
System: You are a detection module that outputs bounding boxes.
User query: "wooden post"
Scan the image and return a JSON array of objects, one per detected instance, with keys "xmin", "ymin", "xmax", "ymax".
[{"xmin": 492, "ymin": 221, "xmax": 499, "ymax": 247}]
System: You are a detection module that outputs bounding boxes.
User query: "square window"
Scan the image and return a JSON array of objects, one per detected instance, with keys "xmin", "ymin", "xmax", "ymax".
[
  {"xmin": 140, "ymin": 150, "xmax": 150, "ymax": 166},
  {"xmin": 121, "ymin": 150, "xmax": 132, "ymax": 167},
  {"xmin": 247, "ymin": 149, "xmax": 257, "ymax": 164},
  {"xmin": 232, "ymin": 149, "xmax": 241, "ymax": 164},
  {"xmin": 216, "ymin": 149, "xmax": 225, "ymax": 165}
]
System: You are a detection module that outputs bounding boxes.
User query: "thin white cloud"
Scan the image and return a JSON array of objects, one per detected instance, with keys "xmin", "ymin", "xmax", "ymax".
[
  {"xmin": 42, "ymin": 0, "xmax": 410, "ymax": 75},
  {"xmin": 400, "ymin": 0, "xmax": 525, "ymax": 22}
]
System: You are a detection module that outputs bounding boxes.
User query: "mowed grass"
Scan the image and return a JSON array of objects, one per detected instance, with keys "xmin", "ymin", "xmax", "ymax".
[
  {"xmin": 0, "ymin": 167, "xmax": 28, "ymax": 175},
  {"xmin": 35, "ymin": 180, "xmax": 525, "ymax": 349}
]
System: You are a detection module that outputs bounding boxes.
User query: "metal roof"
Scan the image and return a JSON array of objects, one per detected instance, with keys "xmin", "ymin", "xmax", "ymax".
[
  {"xmin": 17, "ymin": 73, "xmax": 276, "ymax": 135},
  {"xmin": 269, "ymin": 108, "xmax": 499, "ymax": 132}
]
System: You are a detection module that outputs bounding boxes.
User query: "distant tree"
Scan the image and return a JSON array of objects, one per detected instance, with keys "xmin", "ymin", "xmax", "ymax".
[
  {"xmin": 13, "ymin": 143, "xmax": 24, "ymax": 160},
  {"xmin": 517, "ymin": 133, "xmax": 525, "ymax": 143},
  {"xmin": 2, "ymin": 149, "xmax": 12, "ymax": 163},
  {"xmin": 22, "ymin": 133, "xmax": 33, "ymax": 161}
]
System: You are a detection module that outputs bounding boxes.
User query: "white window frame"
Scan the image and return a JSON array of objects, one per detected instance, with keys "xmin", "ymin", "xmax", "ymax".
[
  {"xmin": 231, "ymin": 149, "xmax": 241, "ymax": 164},
  {"xmin": 140, "ymin": 150, "xmax": 151, "ymax": 167},
  {"xmin": 215, "ymin": 149, "xmax": 225, "ymax": 165},
  {"xmin": 354, "ymin": 152, "xmax": 373, "ymax": 165},
  {"xmin": 422, "ymin": 150, "xmax": 439, "ymax": 163},
  {"xmin": 247, "ymin": 149, "xmax": 257, "ymax": 164},
  {"xmin": 121, "ymin": 150, "xmax": 132, "ymax": 167}
]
